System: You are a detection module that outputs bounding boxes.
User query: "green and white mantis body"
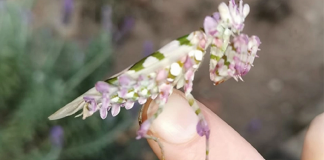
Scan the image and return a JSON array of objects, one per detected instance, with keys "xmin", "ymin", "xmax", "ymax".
[{"xmin": 49, "ymin": 0, "xmax": 261, "ymax": 159}]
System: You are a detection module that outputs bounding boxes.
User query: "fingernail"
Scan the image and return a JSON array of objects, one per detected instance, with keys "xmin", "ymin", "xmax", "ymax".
[{"xmin": 146, "ymin": 91, "xmax": 199, "ymax": 144}]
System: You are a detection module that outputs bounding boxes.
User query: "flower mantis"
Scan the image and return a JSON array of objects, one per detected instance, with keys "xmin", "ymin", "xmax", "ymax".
[{"xmin": 49, "ymin": 0, "xmax": 261, "ymax": 159}]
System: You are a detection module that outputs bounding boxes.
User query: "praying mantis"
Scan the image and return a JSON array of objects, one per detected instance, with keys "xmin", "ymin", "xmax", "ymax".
[{"xmin": 49, "ymin": 0, "xmax": 261, "ymax": 159}]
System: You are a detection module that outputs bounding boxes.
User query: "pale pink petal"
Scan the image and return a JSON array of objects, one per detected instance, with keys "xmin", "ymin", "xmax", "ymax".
[
  {"xmin": 156, "ymin": 69, "xmax": 167, "ymax": 81},
  {"xmin": 214, "ymin": 38, "xmax": 223, "ymax": 48},
  {"xmin": 185, "ymin": 69, "xmax": 194, "ymax": 81},
  {"xmin": 111, "ymin": 105, "xmax": 121, "ymax": 117},
  {"xmin": 212, "ymin": 12, "xmax": 220, "ymax": 20},
  {"xmin": 203, "ymin": 16, "xmax": 218, "ymax": 36},
  {"xmin": 102, "ymin": 96, "xmax": 110, "ymax": 109},
  {"xmin": 118, "ymin": 75, "xmax": 131, "ymax": 86},
  {"xmin": 138, "ymin": 97, "xmax": 147, "ymax": 105},
  {"xmin": 118, "ymin": 88, "xmax": 128, "ymax": 98},
  {"xmin": 100, "ymin": 107, "xmax": 108, "ymax": 119},
  {"xmin": 158, "ymin": 84, "xmax": 173, "ymax": 104},
  {"xmin": 199, "ymin": 38, "xmax": 206, "ymax": 49},
  {"xmin": 180, "ymin": 56, "xmax": 187, "ymax": 63},
  {"xmin": 95, "ymin": 81, "xmax": 110, "ymax": 93},
  {"xmin": 184, "ymin": 56, "xmax": 194, "ymax": 70},
  {"xmin": 125, "ymin": 101, "xmax": 135, "ymax": 110},
  {"xmin": 184, "ymin": 81, "xmax": 193, "ymax": 93},
  {"xmin": 233, "ymin": 34, "xmax": 248, "ymax": 53},
  {"xmin": 138, "ymin": 75, "xmax": 145, "ymax": 81},
  {"xmin": 136, "ymin": 120, "xmax": 151, "ymax": 139}
]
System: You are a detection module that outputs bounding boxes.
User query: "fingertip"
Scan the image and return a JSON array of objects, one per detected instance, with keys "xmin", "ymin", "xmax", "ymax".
[
  {"xmin": 142, "ymin": 89, "xmax": 264, "ymax": 160},
  {"xmin": 302, "ymin": 113, "xmax": 324, "ymax": 160},
  {"xmin": 143, "ymin": 90, "xmax": 199, "ymax": 144}
]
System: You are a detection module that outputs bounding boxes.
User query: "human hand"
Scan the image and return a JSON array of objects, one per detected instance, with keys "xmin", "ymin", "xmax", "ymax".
[{"xmin": 140, "ymin": 89, "xmax": 324, "ymax": 160}]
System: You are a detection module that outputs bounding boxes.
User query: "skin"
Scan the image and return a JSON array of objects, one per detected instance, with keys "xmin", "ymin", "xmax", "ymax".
[
  {"xmin": 301, "ymin": 112, "xmax": 324, "ymax": 160},
  {"xmin": 141, "ymin": 89, "xmax": 324, "ymax": 160}
]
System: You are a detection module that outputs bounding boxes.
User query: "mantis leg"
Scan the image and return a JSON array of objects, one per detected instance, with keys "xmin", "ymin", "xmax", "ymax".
[
  {"xmin": 184, "ymin": 92, "xmax": 210, "ymax": 160},
  {"xmin": 137, "ymin": 102, "xmax": 165, "ymax": 160},
  {"xmin": 184, "ymin": 68, "xmax": 210, "ymax": 160},
  {"xmin": 138, "ymin": 103, "xmax": 145, "ymax": 126},
  {"xmin": 144, "ymin": 135, "xmax": 165, "ymax": 160},
  {"xmin": 137, "ymin": 102, "xmax": 167, "ymax": 160}
]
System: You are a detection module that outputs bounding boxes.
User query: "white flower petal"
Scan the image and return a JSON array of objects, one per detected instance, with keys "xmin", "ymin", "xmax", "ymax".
[
  {"xmin": 218, "ymin": 2, "xmax": 230, "ymax": 23},
  {"xmin": 243, "ymin": 4, "xmax": 250, "ymax": 18},
  {"xmin": 170, "ymin": 63, "xmax": 182, "ymax": 76}
]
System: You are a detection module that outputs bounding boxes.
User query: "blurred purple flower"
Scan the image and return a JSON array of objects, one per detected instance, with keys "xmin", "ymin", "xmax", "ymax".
[
  {"xmin": 102, "ymin": 5, "xmax": 113, "ymax": 32},
  {"xmin": 120, "ymin": 17, "xmax": 135, "ymax": 33},
  {"xmin": 50, "ymin": 125, "xmax": 64, "ymax": 147},
  {"xmin": 113, "ymin": 17, "xmax": 135, "ymax": 42},
  {"xmin": 62, "ymin": 0, "xmax": 74, "ymax": 25},
  {"xmin": 246, "ymin": 118, "xmax": 262, "ymax": 133},
  {"xmin": 143, "ymin": 41, "xmax": 154, "ymax": 57}
]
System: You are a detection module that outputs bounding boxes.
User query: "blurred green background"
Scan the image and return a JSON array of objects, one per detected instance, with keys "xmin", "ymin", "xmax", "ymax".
[
  {"xmin": 0, "ymin": 0, "xmax": 322, "ymax": 160},
  {"xmin": 0, "ymin": 0, "xmax": 152, "ymax": 160}
]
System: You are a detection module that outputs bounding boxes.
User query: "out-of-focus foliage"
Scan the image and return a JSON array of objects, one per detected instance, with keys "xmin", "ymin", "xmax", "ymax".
[{"xmin": 0, "ymin": 1, "xmax": 147, "ymax": 160}]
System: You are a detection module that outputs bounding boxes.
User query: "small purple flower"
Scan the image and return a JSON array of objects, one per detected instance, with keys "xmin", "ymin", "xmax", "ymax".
[
  {"xmin": 62, "ymin": 0, "xmax": 74, "ymax": 25},
  {"xmin": 50, "ymin": 126, "xmax": 64, "ymax": 147},
  {"xmin": 113, "ymin": 17, "xmax": 135, "ymax": 42}
]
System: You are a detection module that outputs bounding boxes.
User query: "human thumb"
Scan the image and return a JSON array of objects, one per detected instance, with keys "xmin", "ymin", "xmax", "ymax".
[{"xmin": 141, "ymin": 89, "xmax": 264, "ymax": 160}]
